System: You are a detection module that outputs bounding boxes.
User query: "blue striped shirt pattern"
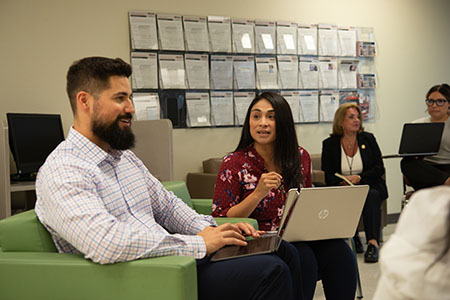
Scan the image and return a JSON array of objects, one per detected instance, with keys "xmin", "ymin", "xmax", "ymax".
[{"xmin": 35, "ymin": 127, "xmax": 215, "ymax": 264}]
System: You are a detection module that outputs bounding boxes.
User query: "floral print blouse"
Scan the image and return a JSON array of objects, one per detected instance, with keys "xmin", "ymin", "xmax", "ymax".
[{"xmin": 212, "ymin": 144, "xmax": 312, "ymax": 231}]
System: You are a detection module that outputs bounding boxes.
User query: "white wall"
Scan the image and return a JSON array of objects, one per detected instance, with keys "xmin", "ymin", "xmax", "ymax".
[{"xmin": 1, "ymin": 0, "xmax": 449, "ymax": 214}]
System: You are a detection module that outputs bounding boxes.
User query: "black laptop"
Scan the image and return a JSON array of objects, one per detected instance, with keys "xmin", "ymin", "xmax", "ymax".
[
  {"xmin": 210, "ymin": 189, "xmax": 299, "ymax": 262},
  {"xmin": 383, "ymin": 122, "xmax": 444, "ymax": 158}
]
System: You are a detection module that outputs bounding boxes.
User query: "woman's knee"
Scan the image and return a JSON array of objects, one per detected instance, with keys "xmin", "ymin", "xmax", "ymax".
[
  {"xmin": 367, "ymin": 188, "xmax": 381, "ymax": 200},
  {"xmin": 365, "ymin": 189, "xmax": 383, "ymax": 209},
  {"xmin": 318, "ymin": 240, "xmax": 354, "ymax": 262},
  {"xmin": 330, "ymin": 239, "xmax": 353, "ymax": 255},
  {"xmin": 291, "ymin": 242, "xmax": 317, "ymax": 262},
  {"xmin": 291, "ymin": 241, "xmax": 319, "ymax": 276},
  {"xmin": 329, "ymin": 240, "xmax": 356, "ymax": 270}
]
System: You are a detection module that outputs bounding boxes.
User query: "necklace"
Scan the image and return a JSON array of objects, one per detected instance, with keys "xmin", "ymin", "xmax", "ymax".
[
  {"xmin": 342, "ymin": 138, "xmax": 356, "ymax": 151},
  {"xmin": 342, "ymin": 138, "xmax": 357, "ymax": 175},
  {"xmin": 345, "ymin": 153, "xmax": 354, "ymax": 175}
]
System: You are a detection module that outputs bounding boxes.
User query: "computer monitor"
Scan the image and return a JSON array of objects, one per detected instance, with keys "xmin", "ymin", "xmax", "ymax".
[{"xmin": 6, "ymin": 113, "xmax": 64, "ymax": 180}]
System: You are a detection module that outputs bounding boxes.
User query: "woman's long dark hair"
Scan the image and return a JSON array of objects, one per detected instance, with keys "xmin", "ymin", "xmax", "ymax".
[{"xmin": 235, "ymin": 92, "xmax": 302, "ymax": 189}]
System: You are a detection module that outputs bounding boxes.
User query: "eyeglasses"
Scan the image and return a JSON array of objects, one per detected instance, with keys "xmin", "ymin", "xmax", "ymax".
[{"xmin": 425, "ymin": 99, "xmax": 449, "ymax": 106}]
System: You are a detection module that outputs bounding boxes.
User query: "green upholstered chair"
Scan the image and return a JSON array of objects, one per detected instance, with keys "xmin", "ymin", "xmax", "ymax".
[
  {"xmin": 161, "ymin": 180, "xmax": 258, "ymax": 229},
  {"xmin": 0, "ymin": 182, "xmax": 257, "ymax": 300},
  {"xmin": 0, "ymin": 209, "xmax": 197, "ymax": 300}
]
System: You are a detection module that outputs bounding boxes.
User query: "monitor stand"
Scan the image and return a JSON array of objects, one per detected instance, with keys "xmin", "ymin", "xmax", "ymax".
[{"xmin": 10, "ymin": 173, "xmax": 37, "ymax": 182}]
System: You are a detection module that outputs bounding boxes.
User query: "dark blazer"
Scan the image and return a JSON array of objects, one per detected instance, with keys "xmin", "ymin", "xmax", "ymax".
[{"xmin": 321, "ymin": 131, "xmax": 388, "ymax": 200}]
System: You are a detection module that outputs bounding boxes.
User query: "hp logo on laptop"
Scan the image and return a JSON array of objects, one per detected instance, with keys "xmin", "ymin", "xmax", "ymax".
[{"xmin": 318, "ymin": 209, "xmax": 329, "ymax": 219}]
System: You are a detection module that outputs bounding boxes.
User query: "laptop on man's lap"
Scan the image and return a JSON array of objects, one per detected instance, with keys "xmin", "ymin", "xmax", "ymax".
[{"xmin": 210, "ymin": 189, "xmax": 298, "ymax": 262}]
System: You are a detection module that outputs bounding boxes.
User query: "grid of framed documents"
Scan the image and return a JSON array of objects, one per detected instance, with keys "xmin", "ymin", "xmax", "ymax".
[{"xmin": 129, "ymin": 11, "xmax": 377, "ymax": 127}]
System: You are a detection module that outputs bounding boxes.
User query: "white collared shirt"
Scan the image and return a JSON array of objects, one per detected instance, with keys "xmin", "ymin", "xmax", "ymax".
[{"xmin": 35, "ymin": 127, "xmax": 215, "ymax": 264}]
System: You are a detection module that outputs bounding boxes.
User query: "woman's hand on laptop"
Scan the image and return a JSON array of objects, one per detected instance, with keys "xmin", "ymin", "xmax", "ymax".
[
  {"xmin": 198, "ymin": 223, "xmax": 264, "ymax": 255},
  {"xmin": 234, "ymin": 222, "xmax": 265, "ymax": 238}
]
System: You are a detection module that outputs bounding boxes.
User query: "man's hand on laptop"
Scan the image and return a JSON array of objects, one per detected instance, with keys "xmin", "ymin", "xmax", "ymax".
[{"xmin": 198, "ymin": 222, "xmax": 265, "ymax": 255}]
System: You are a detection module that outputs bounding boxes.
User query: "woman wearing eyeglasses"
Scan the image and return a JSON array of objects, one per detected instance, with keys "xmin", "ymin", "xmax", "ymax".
[{"xmin": 401, "ymin": 83, "xmax": 450, "ymax": 190}]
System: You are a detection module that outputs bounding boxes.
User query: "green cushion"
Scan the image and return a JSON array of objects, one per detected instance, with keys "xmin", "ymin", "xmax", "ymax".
[
  {"xmin": 0, "ymin": 252, "xmax": 197, "ymax": 300},
  {"xmin": 214, "ymin": 217, "xmax": 259, "ymax": 230},
  {"xmin": 191, "ymin": 198, "xmax": 213, "ymax": 215},
  {"xmin": 214, "ymin": 218, "xmax": 259, "ymax": 241},
  {"xmin": 160, "ymin": 181, "xmax": 259, "ymax": 230},
  {"xmin": 161, "ymin": 180, "xmax": 194, "ymax": 208},
  {"xmin": 0, "ymin": 209, "xmax": 57, "ymax": 252}
]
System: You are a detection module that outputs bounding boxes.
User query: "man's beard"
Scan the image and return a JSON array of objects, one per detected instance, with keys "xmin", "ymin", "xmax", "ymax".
[{"xmin": 92, "ymin": 113, "xmax": 135, "ymax": 150}]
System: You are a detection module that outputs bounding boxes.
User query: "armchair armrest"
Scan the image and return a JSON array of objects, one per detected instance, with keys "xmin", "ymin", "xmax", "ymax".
[
  {"xmin": 192, "ymin": 198, "xmax": 214, "ymax": 215},
  {"xmin": 214, "ymin": 217, "xmax": 259, "ymax": 230},
  {"xmin": 191, "ymin": 199, "xmax": 259, "ymax": 230},
  {"xmin": 312, "ymin": 169, "xmax": 326, "ymax": 187},
  {"xmin": 0, "ymin": 252, "xmax": 197, "ymax": 300}
]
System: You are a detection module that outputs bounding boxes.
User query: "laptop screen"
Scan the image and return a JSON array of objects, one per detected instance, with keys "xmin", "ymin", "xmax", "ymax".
[
  {"xmin": 398, "ymin": 123, "xmax": 444, "ymax": 155},
  {"xmin": 278, "ymin": 189, "xmax": 300, "ymax": 238}
]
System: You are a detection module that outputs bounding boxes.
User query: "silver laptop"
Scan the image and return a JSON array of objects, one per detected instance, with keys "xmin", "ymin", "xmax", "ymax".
[
  {"xmin": 383, "ymin": 122, "xmax": 444, "ymax": 159},
  {"xmin": 210, "ymin": 189, "xmax": 299, "ymax": 262},
  {"xmin": 282, "ymin": 185, "xmax": 369, "ymax": 242}
]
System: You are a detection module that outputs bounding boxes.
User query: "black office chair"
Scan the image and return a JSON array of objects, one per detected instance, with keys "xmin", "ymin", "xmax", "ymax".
[
  {"xmin": 402, "ymin": 175, "xmax": 415, "ymax": 210},
  {"xmin": 348, "ymin": 238, "xmax": 363, "ymax": 299}
]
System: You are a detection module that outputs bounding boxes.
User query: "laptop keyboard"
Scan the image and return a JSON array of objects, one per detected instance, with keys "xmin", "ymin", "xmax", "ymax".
[{"xmin": 237, "ymin": 236, "xmax": 275, "ymax": 255}]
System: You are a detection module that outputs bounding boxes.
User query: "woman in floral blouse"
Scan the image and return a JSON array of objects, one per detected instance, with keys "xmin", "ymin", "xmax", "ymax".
[{"xmin": 212, "ymin": 92, "xmax": 357, "ymax": 300}]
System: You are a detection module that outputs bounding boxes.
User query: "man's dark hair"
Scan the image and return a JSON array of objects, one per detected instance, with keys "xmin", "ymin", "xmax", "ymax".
[
  {"xmin": 235, "ymin": 91, "xmax": 302, "ymax": 189},
  {"xmin": 66, "ymin": 57, "xmax": 132, "ymax": 114}
]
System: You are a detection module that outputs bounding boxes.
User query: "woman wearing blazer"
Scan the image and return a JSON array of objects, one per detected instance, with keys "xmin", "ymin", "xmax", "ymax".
[{"xmin": 321, "ymin": 103, "xmax": 388, "ymax": 263}]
